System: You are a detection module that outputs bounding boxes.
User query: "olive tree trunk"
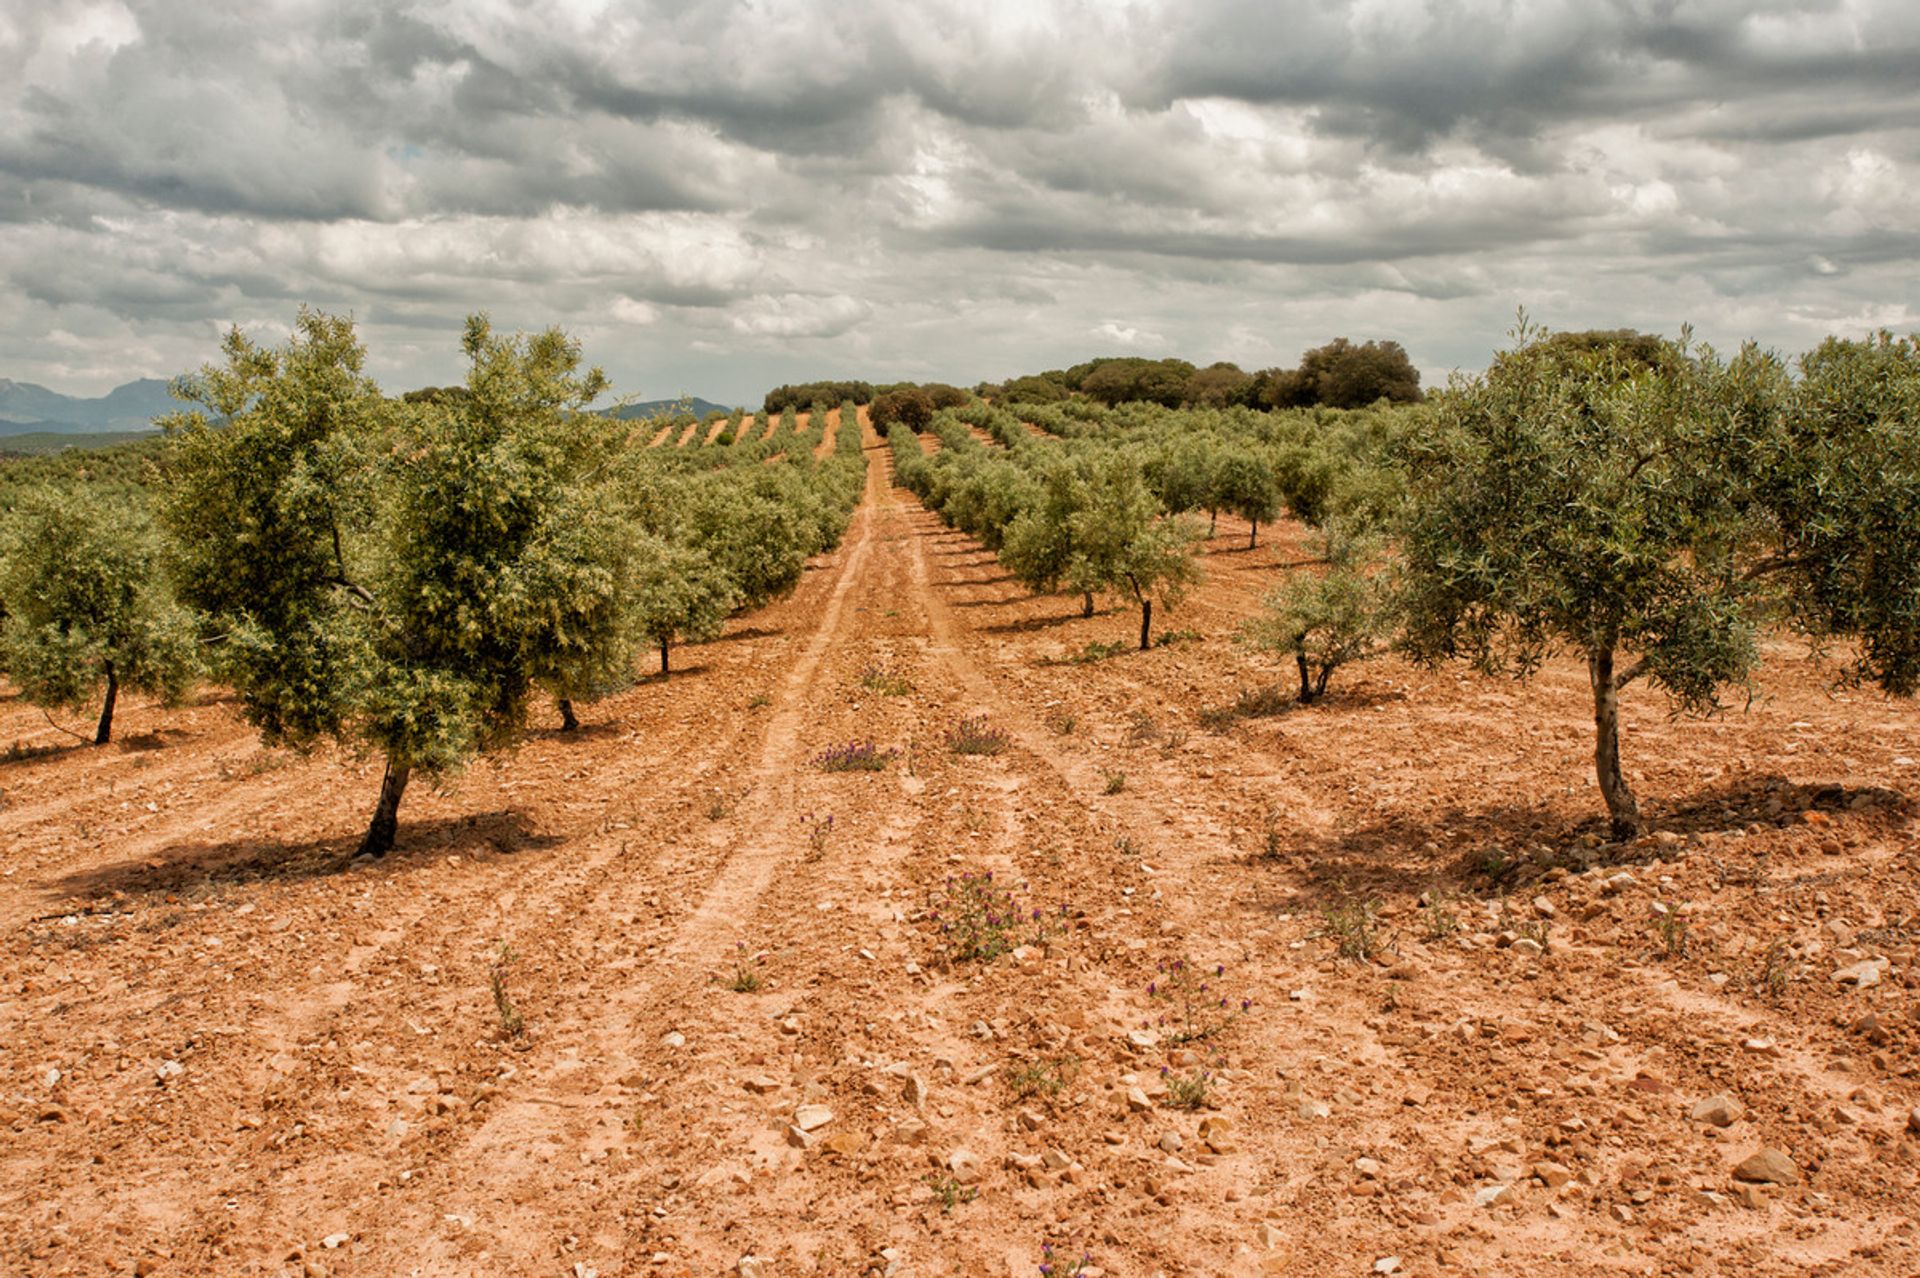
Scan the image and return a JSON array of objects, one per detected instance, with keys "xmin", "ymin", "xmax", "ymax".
[
  {"xmin": 94, "ymin": 659, "xmax": 118, "ymax": 745},
  {"xmin": 1248, "ymin": 521, "xmax": 1259, "ymax": 550},
  {"xmin": 358, "ymin": 759, "xmax": 412, "ymax": 858},
  {"xmin": 1296, "ymin": 651, "xmax": 1318, "ymax": 704},
  {"xmin": 1082, "ymin": 592, "xmax": 1094, "ymax": 619},
  {"xmin": 660, "ymin": 641, "xmax": 671, "ymax": 677},
  {"xmin": 1138, "ymin": 597, "xmax": 1153, "ymax": 651},
  {"xmin": 558, "ymin": 697, "xmax": 579, "ymax": 732},
  {"xmin": 1588, "ymin": 647, "xmax": 1643, "ymax": 841}
]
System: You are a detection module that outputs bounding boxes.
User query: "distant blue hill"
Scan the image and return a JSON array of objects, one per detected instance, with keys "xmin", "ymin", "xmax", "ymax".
[
  {"xmin": 609, "ymin": 397, "xmax": 735, "ymax": 420},
  {"xmin": 0, "ymin": 377, "xmax": 176, "ymax": 436},
  {"xmin": 0, "ymin": 377, "xmax": 737, "ymax": 436}
]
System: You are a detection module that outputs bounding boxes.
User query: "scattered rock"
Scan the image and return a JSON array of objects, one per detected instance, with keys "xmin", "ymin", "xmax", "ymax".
[
  {"xmin": 660, "ymin": 1031, "xmax": 686, "ymax": 1049},
  {"xmin": 947, "ymin": 1148, "xmax": 981, "ymax": 1184},
  {"xmin": 1157, "ymin": 1131, "xmax": 1183, "ymax": 1153},
  {"xmin": 1533, "ymin": 1161, "xmax": 1574, "ymax": 1189},
  {"xmin": 904, "ymin": 1074, "xmax": 928, "ymax": 1109},
  {"xmin": 1126, "ymin": 1087, "xmax": 1153, "ymax": 1113},
  {"xmin": 1832, "ymin": 958, "xmax": 1889, "ymax": 988},
  {"xmin": 1199, "ymin": 1115, "xmax": 1236, "ymax": 1154},
  {"xmin": 1908, "ymin": 1107, "xmax": 1920, "ymax": 1136},
  {"xmin": 822, "ymin": 1131, "xmax": 865, "ymax": 1157},
  {"xmin": 794, "ymin": 1105, "xmax": 833, "ymax": 1132},
  {"xmin": 1733, "ymin": 1149, "xmax": 1800, "ymax": 1186},
  {"xmin": 743, "ymin": 1075, "xmax": 781, "ymax": 1094},
  {"xmin": 321, "ymin": 1234, "xmax": 349, "ymax": 1250},
  {"xmin": 737, "ymin": 1256, "xmax": 771, "ymax": 1278},
  {"xmin": 1296, "ymin": 1098, "xmax": 1330, "ymax": 1120},
  {"xmin": 1473, "ymin": 1184, "xmax": 1512, "ymax": 1208},
  {"xmin": 1690, "ymin": 1095, "xmax": 1744, "ymax": 1128}
]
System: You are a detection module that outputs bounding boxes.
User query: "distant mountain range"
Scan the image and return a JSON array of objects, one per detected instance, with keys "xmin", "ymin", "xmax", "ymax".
[
  {"xmin": 0, "ymin": 378, "xmax": 178, "ymax": 436},
  {"xmin": 0, "ymin": 377, "xmax": 735, "ymax": 438}
]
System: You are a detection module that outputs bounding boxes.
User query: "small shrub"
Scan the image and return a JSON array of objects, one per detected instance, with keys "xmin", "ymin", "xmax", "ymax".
[
  {"xmin": 489, "ymin": 942, "xmax": 525, "ymax": 1040},
  {"xmin": 1045, "ymin": 709, "xmax": 1077, "ymax": 735},
  {"xmin": 1421, "ymin": 888, "xmax": 1461, "ymax": 941},
  {"xmin": 725, "ymin": 942, "xmax": 763, "ymax": 993},
  {"xmin": 857, "ymin": 661, "xmax": 912, "ymax": 697},
  {"xmin": 1146, "ymin": 958, "xmax": 1251, "ymax": 1044},
  {"xmin": 813, "ymin": 740, "xmax": 899, "ymax": 772},
  {"xmin": 946, "ymin": 715, "xmax": 1009, "ymax": 756},
  {"xmin": 1753, "ymin": 937, "xmax": 1792, "ymax": 1000},
  {"xmin": 1162, "ymin": 1065, "xmax": 1212, "ymax": 1110},
  {"xmin": 1650, "ymin": 901, "xmax": 1690, "ymax": 959},
  {"xmin": 1004, "ymin": 1055, "xmax": 1079, "ymax": 1101},
  {"xmin": 800, "ymin": 811, "xmax": 834, "ymax": 859},
  {"xmin": 1102, "ymin": 770, "xmax": 1126, "ymax": 795},
  {"xmin": 1321, "ymin": 892, "xmax": 1385, "ymax": 962},
  {"xmin": 927, "ymin": 871, "xmax": 1064, "ymax": 965},
  {"xmin": 925, "ymin": 1172, "xmax": 976, "ymax": 1213}
]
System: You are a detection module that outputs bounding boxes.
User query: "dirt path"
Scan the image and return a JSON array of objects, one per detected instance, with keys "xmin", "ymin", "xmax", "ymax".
[{"xmin": 3, "ymin": 426, "xmax": 1918, "ymax": 1277}]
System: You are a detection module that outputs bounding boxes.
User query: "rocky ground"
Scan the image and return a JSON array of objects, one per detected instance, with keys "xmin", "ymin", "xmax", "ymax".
[{"xmin": 1, "ymin": 422, "xmax": 1917, "ymax": 1277}]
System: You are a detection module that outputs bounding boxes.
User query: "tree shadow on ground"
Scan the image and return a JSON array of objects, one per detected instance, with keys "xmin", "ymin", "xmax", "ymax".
[
  {"xmin": 985, "ymin": 610, "xmax": 1098, "ymax": 635},
  {"xmin": 1268, "ymin": 773, "xmax": 1912, "ymax": 917},
  {"xmin": 1195, "ymin": 683, "xmax": 1408, "ymax": 728},
  {"xmin": 47, "ymin": 809, "xmax": 560, "ymax": 902},
  {"xmin": 531, "ymin": 719, "xmax": 627, "ymax": 741},
  {"xmin": 1, "ymin": 738, "xmax": 91, "ymax": 767},
  {"xmin": 709, "ymin": 625, "xmax": 784, "ymax": 645}
]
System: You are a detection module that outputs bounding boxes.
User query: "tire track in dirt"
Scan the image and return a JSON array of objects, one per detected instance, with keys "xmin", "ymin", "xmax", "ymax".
[{"xmin": 341, "ymin": 441, "xmax": 895, "ymax": 1272}]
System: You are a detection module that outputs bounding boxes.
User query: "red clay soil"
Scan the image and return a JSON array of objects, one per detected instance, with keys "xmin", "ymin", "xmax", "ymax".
[{"xmin": 2, "ymin": 423, "xmax": 1917, "ymax": 1278}]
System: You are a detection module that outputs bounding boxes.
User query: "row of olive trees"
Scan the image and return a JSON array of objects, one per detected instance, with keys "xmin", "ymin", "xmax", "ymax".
[
  {"xmin": 1393, "ymin": 322, "xmax": 1920, "ymax": 840},
  {"xmin": 920, "ymin": 328, "xmax": 1920, "ymax": 843},
  {"xmin": 0, "ymin": 311, "xmax": 865, "ymax": 856}
]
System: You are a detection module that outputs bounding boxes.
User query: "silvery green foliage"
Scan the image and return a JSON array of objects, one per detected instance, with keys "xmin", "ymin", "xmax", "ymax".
[
  {"xmin": 0, "ymin": 486, "xmax": 198, "ymax": 741},
  {"xmin": 1758, "ymin": 333, "xmax": 1920, "ymax": 696},
  {"xmin": 1394, "ymin": 320, "xmax": 1778, "ymax": 836},
  {"xmin": 159, "ymin": 309, "xmax": 643, "ymax": 850}
]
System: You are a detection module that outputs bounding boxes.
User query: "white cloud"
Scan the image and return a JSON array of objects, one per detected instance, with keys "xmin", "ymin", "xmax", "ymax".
[{"xmin": 0, "ymin": 0, "xmax": 1917, "ymax": 401}]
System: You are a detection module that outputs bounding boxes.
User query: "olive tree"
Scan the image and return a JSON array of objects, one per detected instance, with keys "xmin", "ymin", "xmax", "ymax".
[
  {"xmin": 1069, "ymin": 457, "xmax": 1202, "ymax": 649},
  {"xmin": 1243, "ymin": 529, "xmax": 1391, "ymax": 703},
  {"xmin": 1757, "ymin": 333, "xmax": 1920, "ymax": 695},
  {"xmin": 1209, "ymin": 444, "xmax": 1284, "ymax": 548},
  {"xmin": 162, "ymin": 310, "xmax": 639, "ymax": 856},
  {"xmin": 1396, "ymin": 324, "xmax": 1774, "ymax": 840},
  {"xmin": 1001, "ymin": 457, "xmax": 1096, "ymax": 615},
  {"xmin": 631, "ymin": 537, "xmax": 738, "ymax": 676},
  {"xmin": 0, "ymin": 487, "xmax": 197, "ymax": 743}
]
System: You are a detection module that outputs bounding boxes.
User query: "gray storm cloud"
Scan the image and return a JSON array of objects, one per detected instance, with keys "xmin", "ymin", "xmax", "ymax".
[{"xmin": 0, "ymin": 0, "xmax": 1915, "ymax": 401}]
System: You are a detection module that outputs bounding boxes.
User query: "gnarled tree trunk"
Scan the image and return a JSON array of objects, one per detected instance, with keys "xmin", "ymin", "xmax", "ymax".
[
  {"xmin": 1248, "ymin": 521, "xmax": 1259, "ymax": 549},
  {"xmin": 1296, "ymin": 650, "xmax": 1318, "ymax": 704},
  {"xmin": 1138, "ymin": 597, "xmax": 1153, "ymax": 651},
  {"xmin": 1589, "ymin": 647, "xmax": 1642, "ymax": 841},
  {"xmin": 1082, "ymin": 592, "xmax": 1094, "ymax": 619},
  {"xmin": 358, "ymin": 759, "xmax": 411, "ymax": 858},
  {"xmin": 558, "ymin": 697, "xmax": 579, "ymax": 732},
  {"xmin": 660, "ymin": 641, "xmax": 671, "ymax": 677},
  {"xmin": 94, "ymin": 659, "xmax": 118, "ymax": 745}
]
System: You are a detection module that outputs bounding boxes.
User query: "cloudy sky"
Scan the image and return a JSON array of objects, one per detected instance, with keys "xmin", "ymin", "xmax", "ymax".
[{"xmin": 2, "ymin": 0, "xmax": 1917, "ymax": 403}]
